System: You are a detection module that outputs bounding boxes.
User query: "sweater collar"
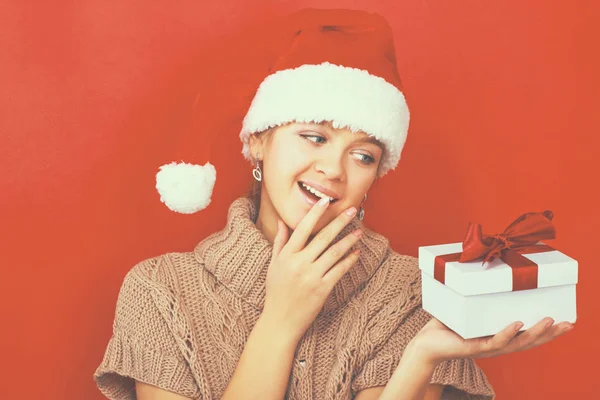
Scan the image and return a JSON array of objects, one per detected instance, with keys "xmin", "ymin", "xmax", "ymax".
[{"xmin": 194, "ymin": 197, "xmax": 390, "ymax": 313}]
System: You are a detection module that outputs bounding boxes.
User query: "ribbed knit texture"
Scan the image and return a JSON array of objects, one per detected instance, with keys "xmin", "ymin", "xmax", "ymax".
[{"xmin": 94, "ymin": 197, "xmax": 495, "ymax": 399}]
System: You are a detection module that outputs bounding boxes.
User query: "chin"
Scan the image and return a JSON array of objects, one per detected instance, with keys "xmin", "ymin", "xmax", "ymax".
[
  {"xmin": 271, "ymin": 191, "xmax": 340, "ymax": 233},
  {"xmin": 282, "ymin": 209, "xmax": 304, "ymax": 231}
]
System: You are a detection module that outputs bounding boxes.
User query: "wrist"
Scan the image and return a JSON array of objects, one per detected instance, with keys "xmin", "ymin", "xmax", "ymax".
[
  {"xmin": 256, "ymin": 312, "xmax": 302, "ymax": 349},
  {"xmin": 378, "ymin": 340, "xmax": 441, "ymax": 400},
  {"xmin": 405, "ymin": 338, "xmax": 442, "ymax": 370}
]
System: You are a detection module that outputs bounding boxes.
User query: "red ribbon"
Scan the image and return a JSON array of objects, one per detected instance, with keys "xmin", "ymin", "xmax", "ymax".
[{"xmin": 433, "ymin": 210, "xmax": 556, "ymax": 291}]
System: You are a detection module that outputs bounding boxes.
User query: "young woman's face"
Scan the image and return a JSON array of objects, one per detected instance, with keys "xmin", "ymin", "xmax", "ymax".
[{"xmin": 258, "ymin": 122, "xmax": 383, "ymax": 233}]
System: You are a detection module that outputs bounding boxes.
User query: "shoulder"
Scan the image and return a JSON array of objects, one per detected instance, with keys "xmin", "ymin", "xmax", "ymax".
[
  {"xmin": 124, "ymin": 250, "xmax": 202, "ymax": 291},
  {"xmin": 386, "ymin": 250, "xmax": 422, "ymax": 297},
  {"xmin": 351, "ymin": 247, "xmax": 430, "ymax": 346},
  {"xmin": 361, "ymin": 248, "xmax": 423, "ymax": 306},
  {"xmin": 380, "ymin": 250, "xmax": 421, "ymax": 281},
  {"xmin": 96, "ymin": 252, "xmax": 203, "ymax": 399},
  {"xmin": 109, "ymin": 250, "xmax": 206, "ymax": 348},
  {"xmin": 355, "ymin": 224, "xmax": 423, "ymax": 299},
  {"xmin": 115, "ymin": 250, "xmax": 205, "ymax": 321},
  {"xmin": 348, "ymin": 245, "xmax": 426, "ymax": 335}
]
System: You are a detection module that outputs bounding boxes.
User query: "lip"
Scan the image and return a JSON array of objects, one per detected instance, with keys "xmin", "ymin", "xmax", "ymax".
[
  {"xmin": 297, "ymin": 183, "xmax": 319, "ymax": 206},
  {"xmin": 299, "ymin": 180, "xmax": 342, "ymax": 200}
]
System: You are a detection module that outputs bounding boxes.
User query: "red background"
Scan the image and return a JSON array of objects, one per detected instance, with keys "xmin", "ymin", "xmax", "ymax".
[{"xmin": 1, "ymin": 1, "xmax": 598, "ymax": 399}]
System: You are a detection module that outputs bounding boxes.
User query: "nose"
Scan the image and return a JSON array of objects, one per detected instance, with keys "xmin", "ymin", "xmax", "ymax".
[{"xmin": 314, "ymin": 151, "xmax": 346, "ymax": 181}]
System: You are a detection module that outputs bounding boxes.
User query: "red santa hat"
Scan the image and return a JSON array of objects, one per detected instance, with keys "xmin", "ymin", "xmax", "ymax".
[{"xmin": 156, "ymin": 8, "xmax": 410, "ymax": 214}]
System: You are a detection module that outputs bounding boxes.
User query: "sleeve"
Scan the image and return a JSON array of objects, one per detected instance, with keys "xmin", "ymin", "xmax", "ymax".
[
  {"xmin": 351, "ymin": 258, "xmax": 495, "ymax": 399},
  {"xmin": 93, "ymin": 259, "xmax": 201, "ymax": 400}
]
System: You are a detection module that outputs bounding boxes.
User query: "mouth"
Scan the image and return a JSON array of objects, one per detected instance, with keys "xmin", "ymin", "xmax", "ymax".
[{"xmin": 298, "ymin": 181, "xmax": 339, "ymax": 204}]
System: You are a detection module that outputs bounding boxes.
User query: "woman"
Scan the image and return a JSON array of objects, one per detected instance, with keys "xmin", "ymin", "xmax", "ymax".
[{"xmin": 94, "ymin": 8, "xmax": 572, "ymax": 400}]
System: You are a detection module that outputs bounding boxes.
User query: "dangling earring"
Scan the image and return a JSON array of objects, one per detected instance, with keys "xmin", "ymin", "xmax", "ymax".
[
  {"xmin": 252, "ymin": 153, "xmax": 262, "ymax": 182},
  {"xmin": 358, "ymin": 193, "xmax": 367, "ymax": 221}
]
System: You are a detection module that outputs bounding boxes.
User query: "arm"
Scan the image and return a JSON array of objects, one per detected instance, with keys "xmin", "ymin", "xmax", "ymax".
[
  {"xmin": 135, "ymin": 382, "xmax": 194, "ymax": 400},
  {"xmin": 357, "ymin": 313, "xmax": 571, "ymax": 400},
  {"xmin": 221, "ymin": 313, "xmax": 299, "ymax": 400},
  {"xmin": 377, "ymin": 341, "xmax": 440, "ymax": 400},
  {"xmin": 354, "ymin": 341, "xmax": 444, "ymax": 400},
  {"xmin": 356, "ymin": 385, "xmax": 444, "ymax": 400},
  {"xmin": 135, "ymin": 312, "xmax": 298, "ymax": 400}
]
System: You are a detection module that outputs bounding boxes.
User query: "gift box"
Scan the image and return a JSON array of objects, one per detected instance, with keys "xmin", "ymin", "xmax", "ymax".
[{"xmin": 418, "ymin": 211, "xmax": 578, "ymax": 339}]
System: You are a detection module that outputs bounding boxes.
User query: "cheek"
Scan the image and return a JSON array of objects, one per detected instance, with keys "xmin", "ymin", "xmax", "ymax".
[
  {"xmin": 265, "ymin": 140, "xmax": 310, "ymax": 179},
  {"xmin": 347, "ymin": 168, "xmax": 376, "ymax": 195},
  {"xmin": 261, "ymin": 140, "xmax": 306, "ymax": 209}
]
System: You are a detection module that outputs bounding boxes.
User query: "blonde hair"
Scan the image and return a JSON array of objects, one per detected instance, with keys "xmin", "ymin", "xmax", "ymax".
[{"xmin": 244, "ymin": 128, "xmax": 274, "ymax": 205}]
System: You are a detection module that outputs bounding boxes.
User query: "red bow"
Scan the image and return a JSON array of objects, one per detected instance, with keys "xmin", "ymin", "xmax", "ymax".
[{"xmin": 459, "ymin": 210, "xmax": 556, "ymax": 264}]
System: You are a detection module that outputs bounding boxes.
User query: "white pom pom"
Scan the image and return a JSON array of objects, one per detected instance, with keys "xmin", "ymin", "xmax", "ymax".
[{"xmin": 155, "ymin": 161, "xmax": 216, "ymax": 214}]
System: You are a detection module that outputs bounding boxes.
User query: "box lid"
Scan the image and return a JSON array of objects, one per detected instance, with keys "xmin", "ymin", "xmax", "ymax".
[{"xmin": 418, "ymin": 242, "xmax": 578, "ymax": 296}]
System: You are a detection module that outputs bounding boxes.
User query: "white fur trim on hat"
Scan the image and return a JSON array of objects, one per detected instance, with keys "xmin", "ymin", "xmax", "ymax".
[
  {"xmin": 239, "ymin": 62, "xmax": 409, "ymax": 176},
  {"xmin": 155, "ymin": 162, "xmax": 216, "ymax": 214}
]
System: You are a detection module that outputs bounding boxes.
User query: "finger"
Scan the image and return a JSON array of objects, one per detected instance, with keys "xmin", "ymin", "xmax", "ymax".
[
  {"xmin": 272, "ymin": 218, "xmax": 289, "ymax": 259},
  {"xmin": 284, "ymin": 197, "xmax": 331, "ymax": 253},
  {"xmin": 313, "ymin": 229, "xmax": 362, "ymax": 276},
  {"xmin": 321, "ymin": 249, "xmax": 360, "ymax": 290},
  {"xmin": 502, "ymin": 318, "xmax": 554, "ymax": 353},
  {"xmin": 522, "ymin": 321, "xmax": 574, "ymax": 351},
  {"xmin": 472, "ymin": 321, "xmax": 523, "ymax": 356},
  {"xmin": 303, "ymin": 206, "xmax": 358, "ymax": 260}
]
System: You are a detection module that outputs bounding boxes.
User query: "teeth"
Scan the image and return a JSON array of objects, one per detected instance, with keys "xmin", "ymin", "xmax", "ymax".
[{"xmin": 301, "ymin": 183, "xmax": 335, "ymax": 202}]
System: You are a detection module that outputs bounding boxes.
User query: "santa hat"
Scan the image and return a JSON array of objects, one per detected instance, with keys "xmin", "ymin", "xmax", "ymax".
[{"xmin": 156, "ymin": 8, "xmax": 410, "ymax": 214}]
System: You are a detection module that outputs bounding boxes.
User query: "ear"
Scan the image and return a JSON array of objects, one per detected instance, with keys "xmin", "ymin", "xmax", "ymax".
[{"xmin": 248, "ymin": 133, "xmax": 264, "ymax": 160}]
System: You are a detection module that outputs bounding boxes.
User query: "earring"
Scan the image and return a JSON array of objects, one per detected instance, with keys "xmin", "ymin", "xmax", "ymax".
[
  {"xmin": 358, "ymin": 193, "xmax": 367, "ymax": 221},
  {"xmin": 252, "ymin": 153, "xmax": 262, "ymax": 182}
]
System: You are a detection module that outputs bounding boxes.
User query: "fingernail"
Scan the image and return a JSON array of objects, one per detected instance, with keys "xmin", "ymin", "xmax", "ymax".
[
  {"xmin": 346, "ymin": 207, "xmax": 357, "ymax": 216},
  {"xmin": 353, "ymin": 229, "xmax": 363, "ymax": 237},
  {"xmin": 318, "ymin": 197, "xmax": 329, "ymax": 206},
  {"xmin": 564, "ymin": 323, "xmax": 574, "ymax": 332},
  {"xmin": 514, "ymin": 322, "xmax": 524, "ymax": 331},
  {"xmin": 353, "ymin": 249, "xmax": 361, "ymax": 256},
  {"xmin": 545, "ymin": 318, "xmax": 554, "ymax": 329}
]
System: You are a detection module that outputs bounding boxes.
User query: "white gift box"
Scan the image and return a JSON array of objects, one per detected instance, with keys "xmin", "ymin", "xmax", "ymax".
[{"xmin": 418, "ymin": 242, "xmax": 578, "ymax": 339}]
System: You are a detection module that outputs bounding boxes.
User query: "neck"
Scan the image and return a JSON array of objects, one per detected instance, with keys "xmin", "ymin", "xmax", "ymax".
[{"xmin": 254, "ymin": 190, "xmax": 282, "ymax": 244}]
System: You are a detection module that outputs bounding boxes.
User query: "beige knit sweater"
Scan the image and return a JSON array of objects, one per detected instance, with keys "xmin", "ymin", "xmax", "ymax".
[{"xmin": 94, "ymin": 197, "xmax": 495, "ymax": 400}]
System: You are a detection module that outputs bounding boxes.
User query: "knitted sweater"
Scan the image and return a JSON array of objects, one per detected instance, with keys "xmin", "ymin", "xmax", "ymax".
[{"xmin": 94, "ymin": 197, "xmax": 495, "ymax": 400}]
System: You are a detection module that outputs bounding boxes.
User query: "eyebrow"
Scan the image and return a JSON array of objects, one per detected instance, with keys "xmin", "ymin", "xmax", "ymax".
[
  {"xmin": 311, "ymin": 121, "xmax": 385, "ymax": 149},
  {"xmin": 353, "ymin": 135, "xmax": 385, "ymax": 149}
]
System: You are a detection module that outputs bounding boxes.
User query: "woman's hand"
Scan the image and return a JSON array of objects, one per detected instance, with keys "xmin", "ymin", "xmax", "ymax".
[
  {"xmin": 411, "ymin": 317, "xmax": 575, "ymax": 364},
  {"xmin": 262, "ymin": 197, "xmax": 362, "ymax": 343}
]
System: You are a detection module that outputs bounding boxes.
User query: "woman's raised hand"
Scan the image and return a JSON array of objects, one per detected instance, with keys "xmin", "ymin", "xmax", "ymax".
[{"xmin": 263, "ymin": 197, "xmax": 362, "ymax": 343}]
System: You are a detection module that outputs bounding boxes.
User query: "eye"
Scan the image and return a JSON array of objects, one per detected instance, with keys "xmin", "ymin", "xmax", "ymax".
[
  {"xmin": 300, "ymin": 134, "xmax": 326, "ymax": 144},
  {"xmin": 353, "ymin": 152, "xmax": 376, "ymax": 165}
]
